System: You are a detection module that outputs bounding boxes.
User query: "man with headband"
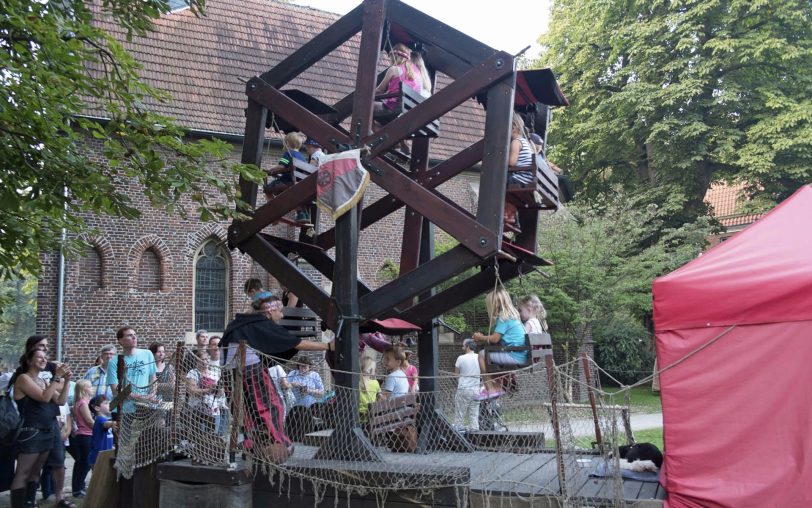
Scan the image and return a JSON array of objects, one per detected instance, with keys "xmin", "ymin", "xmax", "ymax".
[{"xmin": 220, "ymin": 292, "xmax": 332, "ymax": 461}]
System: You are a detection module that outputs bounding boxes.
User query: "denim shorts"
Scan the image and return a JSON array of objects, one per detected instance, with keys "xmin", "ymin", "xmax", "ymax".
[{"xmin": 17, "ymin": 423, "xmax": 55, "ymax": 455}]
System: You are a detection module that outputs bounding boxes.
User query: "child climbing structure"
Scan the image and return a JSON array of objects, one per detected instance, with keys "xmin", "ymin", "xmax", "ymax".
[{"xmin": 227, "ymin": 0, "xmax": 570, "ymax": 462}]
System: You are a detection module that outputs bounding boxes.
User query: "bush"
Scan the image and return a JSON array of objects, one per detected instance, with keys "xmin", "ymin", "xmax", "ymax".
[{"xmin": 594, "ymin": 313, "xmax": 654, "ymax": 385}]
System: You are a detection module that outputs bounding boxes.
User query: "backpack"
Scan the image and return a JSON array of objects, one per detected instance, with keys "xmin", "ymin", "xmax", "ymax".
[{"xmin": 0, "ymin": 389, "xmax": 22, "ymax": 445}]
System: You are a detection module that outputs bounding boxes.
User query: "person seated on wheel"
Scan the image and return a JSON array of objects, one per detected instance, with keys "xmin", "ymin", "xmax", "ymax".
[{"xmin": 471, "ymin": 287, "xmax": 526, "ymax": 399}]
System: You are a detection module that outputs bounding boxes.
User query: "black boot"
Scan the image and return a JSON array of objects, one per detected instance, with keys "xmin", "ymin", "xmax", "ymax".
[
  {"xmin": 25, "ymin": 481, "xmax": 38, "ymax": 507},
  {"xmin": 10, "ymin": 488, "xmax": 26, "ymax": 508}
]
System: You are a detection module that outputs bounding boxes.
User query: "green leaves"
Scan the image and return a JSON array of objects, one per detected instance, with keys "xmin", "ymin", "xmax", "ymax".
[
  {"xmin": 539, "ymin": 0, "xmax": 812, "ymax": 224},
  {"xmin": 0, "ymin": 0, "xmax": 265, "ymax": 281}
]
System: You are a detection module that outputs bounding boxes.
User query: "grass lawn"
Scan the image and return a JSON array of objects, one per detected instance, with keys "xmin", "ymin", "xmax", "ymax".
[
  {"xmin": 603, "ymin": 384, "xmax": 662, "ymax": 413},
  {"xmin": 631, "ymin": 427, "xmax": 664, "ymax": 450}
]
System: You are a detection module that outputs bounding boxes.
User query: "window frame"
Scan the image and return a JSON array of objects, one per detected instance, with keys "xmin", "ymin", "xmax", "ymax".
[{"xmin": 192, "ymin": 239, "xmax": 230, "ymax": 333}]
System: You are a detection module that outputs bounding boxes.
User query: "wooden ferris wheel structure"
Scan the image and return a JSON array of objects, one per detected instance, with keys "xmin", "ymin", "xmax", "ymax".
[{"xmin": 228, "ymin": 0, "xmax": 568, "ymax": 459}]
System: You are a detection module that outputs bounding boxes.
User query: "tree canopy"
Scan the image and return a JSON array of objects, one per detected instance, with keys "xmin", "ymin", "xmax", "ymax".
[
  {"xmin": 539, "ymin": 0, "xmax": 812, "ymax": 225},
  {"xmin": 0, "ymin": 0, "xmax": 263, "ymax": 281}
]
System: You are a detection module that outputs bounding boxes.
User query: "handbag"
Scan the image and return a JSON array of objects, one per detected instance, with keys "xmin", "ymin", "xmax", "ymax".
[{"xmin": 0, "ymin": 392, "xmax": 22, "ymax": 445}]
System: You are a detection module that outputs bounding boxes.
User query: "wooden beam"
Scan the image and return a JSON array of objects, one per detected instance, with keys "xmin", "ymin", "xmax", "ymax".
[
  {"xmin": 259, "ymin": 4, "xmax": 364, "ymax": 87},
  {"xmin": 240, "ymin": 235, "xmax": 331, "ymax": 319},
  {"xmin": 398, "ymin": 136, "xmax": 431, "ymax": 276},
  {"xmin": 364, "ymin": 155, "xmax": 498, "ymax": 257},
  {"xmin": 476, "ymin": 74, "xmax": 516, "ymax": 235},
  {"xmin": 316, "ymin": 138, "xmax": 484, "ymax": 250},
  {"xmin": 230, "ymin": 173, "xmax": 317, "ymax": 245},
  {"xmin": 235, "ymin": 100, "xmax": 267, "ymax": 212},
  {"xmin": 259, "ymin": 234, "xmax": 373, "ymax": 298},
  {"xmin": 350, "ymin": 0, "xmax": 388, "ymax": 143},
  {"xmin": 398, "ymin": 261, "xmax": 531, "ymax": 325},
  {"xmin": 331, "ymin": 69, "xmax": 388, "ymax": 124},
  {"xmin": 359, "ymin": 244, "xmax": 481, "ymax": 319},
  {"xmin": 246, "ymin": 78, "xmax": 351, "ymax": 153}
]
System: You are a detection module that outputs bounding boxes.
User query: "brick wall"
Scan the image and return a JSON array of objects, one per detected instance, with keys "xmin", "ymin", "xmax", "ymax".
[{"xmin": 36, "ymin": 135, "xmax": 482, "ymax": 374}]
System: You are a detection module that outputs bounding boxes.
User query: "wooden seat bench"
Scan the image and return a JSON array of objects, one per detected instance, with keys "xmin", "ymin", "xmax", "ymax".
[
  {"xmin": 484, "ymin": 332, "xmax": 553, "ymax": 373},
  {"xmin": 366, "ymin": 392, "xmax": 420, "ymax": 450},
  {"xmin": 507, "ymin": 154, "xmax": 560, "ymax": 211},
  {"xmin": 279, "ymin": 306, "xmax": 319, "ymax": 338},
  {"xmin": 374, "ymin": 82, "xmax": 440, "ymax": 138}
]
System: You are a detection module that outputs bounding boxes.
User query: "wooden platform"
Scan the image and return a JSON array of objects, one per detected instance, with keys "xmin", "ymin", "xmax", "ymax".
[{"xmin": 253, "ymin": 444, "xmax": 666, "ymax": 507}]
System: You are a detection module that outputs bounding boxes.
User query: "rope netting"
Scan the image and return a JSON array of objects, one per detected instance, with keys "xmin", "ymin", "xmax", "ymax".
[{"xmin": 113, "ymin": 344, "xmax": 644, "ymax": 507}]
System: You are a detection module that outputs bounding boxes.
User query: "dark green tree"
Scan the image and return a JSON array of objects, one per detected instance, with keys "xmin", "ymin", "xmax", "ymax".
[
  {"xmin": 539, "ymin": 0, "xmax": 812, "ymax": 225},
  {"xmin": 506, "ymin": 194, "xmax": 712, "ymax": 383},
  {"xmin": 0, "ymin": 0, "xmax": 264, "ymax": 281}
]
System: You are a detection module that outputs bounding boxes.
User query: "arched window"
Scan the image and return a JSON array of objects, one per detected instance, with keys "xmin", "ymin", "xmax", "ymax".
[
  {"xmin": 79, "ymin": 246, "xmax": 103, "ymax": 289},
  {"xmin": 138, "ymin": 248, "xmax": 161, "ymax": 292},
  {"xmin": 194, "ymin": 240, "xmax": 229, "ymax": 332}
]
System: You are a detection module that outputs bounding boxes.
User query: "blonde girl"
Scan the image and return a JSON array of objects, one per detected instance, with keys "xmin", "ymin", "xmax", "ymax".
[
  {"xmin": 518, "ymin": 294, "xmax": 548, "ymax": 334},
  {"xmin": 358, "ymin": 356, "xmax": 381, "ymax": 421},
  {"xmin": 504, "ymin": 112, "xmax": 535, "ymax": 230},
  {"xmin": 71, "ymin": 379, "xmax": 94, "ymax": 497},
  {"xmin": 381, "ymin": 347, "xmax": 408, "ymax": 399},
  {"xmin": 374, "ymin": 43, "xmax": 424, "ymax": 113},
  {"xmin": 471, "ymin": 287, "xmax": 527, "ymax": 396},
  {"xmin": 410, "ymin": 51, "xmax": 431, "ymax": 98}
]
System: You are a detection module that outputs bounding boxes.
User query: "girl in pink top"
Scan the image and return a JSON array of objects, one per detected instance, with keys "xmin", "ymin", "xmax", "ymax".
[
  {"xmin": 374, "ymin": 43, "xmax": 424, "ymax": 113},
  {"xmin": 403, "ymin": 350, "xmax": 419, "ymax": 393},
  {"xmin": 71, "ymin": 380, "xmax": 94, "ymax": 497}
]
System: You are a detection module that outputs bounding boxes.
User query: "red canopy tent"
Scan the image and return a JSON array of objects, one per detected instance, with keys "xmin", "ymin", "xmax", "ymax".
[{"xmin": 653, "ymin": 185, "xmax": 812, "ymax": 508}]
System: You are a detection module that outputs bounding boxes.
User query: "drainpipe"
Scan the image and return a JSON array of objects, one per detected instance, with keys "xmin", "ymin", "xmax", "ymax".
[{"xmin": 55, "ymin": 185, "xmax": 67, "ymax": 362}]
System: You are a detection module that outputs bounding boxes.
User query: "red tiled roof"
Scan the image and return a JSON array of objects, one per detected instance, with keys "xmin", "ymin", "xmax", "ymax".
[
  {"xmin": 704, "ymin": 182, "xmax": 764, "ymax": 228},
  {"xmin": 88, "ymin": 0, "xmax": 484, "ymax": 159}
]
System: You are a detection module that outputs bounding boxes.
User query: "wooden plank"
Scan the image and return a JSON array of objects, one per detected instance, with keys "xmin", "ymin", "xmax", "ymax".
[
  {"xmin": 638, "ymin": 480, "xmax": 659, "ymax": 500},
  {"xmin": 397, "ymin": 261, "xmax": 533, "ymax": 325},
  {"xmin": 259, "ymin": 234, "xmax": 374, "ymax": 303},
  {"xmin": 247, "ymin": 77, "xmax": 351, "ymax": 157},
  {"xmin": 157, "ymin": 459, "xmax": 253, "ymax": 485},
  {"xmin": 475, "ymin": 74, "xmax": 516, "ymax": 236},
  {"xmin": 350, "ymin": 0, "xmax": 388, "ymax": 142},
  {"xmin": 622, "ymin": 480, "xmax": 644, "ymax": 501},
  {"xmin": 240, "ymin": 235, "xmax": 331, "ymax": 318},
  {"xmin": 469, "ymin": 453, "xmax": 543, "ymax": 493},
  {"xmin": 655, "ymin": 482, "xmax": 668, "ymax": 500},
  {"xmin": 259, "ymin": 4, "xmax": 363, "ymax": 87},
  {"xmin": 359, "ymin": 245, "xmax": 482, "ymax": 319},
  {"xmin": 363, "ymin": 155, "xmax": 499, "ymax": 257},
  {"xmin": 231, "ymin": 172, "xmax": 318, "ymax": 245}
]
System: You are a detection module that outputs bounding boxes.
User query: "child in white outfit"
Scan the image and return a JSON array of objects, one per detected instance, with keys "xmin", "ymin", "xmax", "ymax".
[{"xmin": 453, "ymin": 339, "xmax": 481, "ymax": 431}]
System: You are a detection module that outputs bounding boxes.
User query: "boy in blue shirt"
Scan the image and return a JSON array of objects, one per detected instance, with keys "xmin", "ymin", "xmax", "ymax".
[{"xmin": 88, "ymin": 395, "xmax": 115, "ymax": 466}]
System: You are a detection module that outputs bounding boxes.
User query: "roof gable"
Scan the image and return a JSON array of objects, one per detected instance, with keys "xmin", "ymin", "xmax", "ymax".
[{"xmin": 88, "ymin": 0, "xmax": 486, "ymax": 158}]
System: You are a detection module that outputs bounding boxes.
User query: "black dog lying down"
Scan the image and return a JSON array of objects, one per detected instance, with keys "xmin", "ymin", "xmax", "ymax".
[{"xmin": 618, "ymin": 442, "xmax": 663, "ymax": 469}]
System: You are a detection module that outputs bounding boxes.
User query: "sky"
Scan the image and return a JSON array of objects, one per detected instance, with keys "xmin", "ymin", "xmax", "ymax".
[{"xmin": 292, "ymin": 0, "xmax": 552, "ymax": 59}]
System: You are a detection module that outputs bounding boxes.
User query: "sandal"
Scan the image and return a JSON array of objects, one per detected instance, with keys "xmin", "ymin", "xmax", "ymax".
[{"xmin": 56, "ymin": 500, "xmax": 78, "ymax": 508}]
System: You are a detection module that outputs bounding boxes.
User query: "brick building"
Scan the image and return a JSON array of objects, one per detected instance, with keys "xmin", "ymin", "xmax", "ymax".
[{"xmin": 36, "ymin": 0, "xmax": 490, "ymax": 372}]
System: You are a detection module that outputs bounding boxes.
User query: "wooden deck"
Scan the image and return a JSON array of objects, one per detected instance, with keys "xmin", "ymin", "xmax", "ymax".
[{"xmin": 258, "ymin": 444, "xmax": 667, "ymax": 507}]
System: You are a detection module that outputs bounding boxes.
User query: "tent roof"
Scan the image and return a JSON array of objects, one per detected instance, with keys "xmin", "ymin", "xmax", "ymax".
[{"xmin": 653, "ymin": 185, "xmax": 812, "ymax": 332}]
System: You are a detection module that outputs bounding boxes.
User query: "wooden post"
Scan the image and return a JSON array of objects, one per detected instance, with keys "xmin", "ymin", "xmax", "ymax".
[
  {"xmin": 113, "ymin": 353, "xmax": 125, "ymax": 455},
  {"xmin": 581, "ymin": 351, "xmax": 603, "ymax": 451},
  {"xmin": 545, "ymin": 354, "xmax": 567, "ymax": 497},
  {"xmin": 230, "ymin": 340, "xmax": 246, "ymax": 462},
  {"xmin": 314, "ymin": 0, "xmax": 383, "ymax": 463},
  {"xmin": 171, "ymin": 341, "xmax": 183, "ymax": 443}
]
